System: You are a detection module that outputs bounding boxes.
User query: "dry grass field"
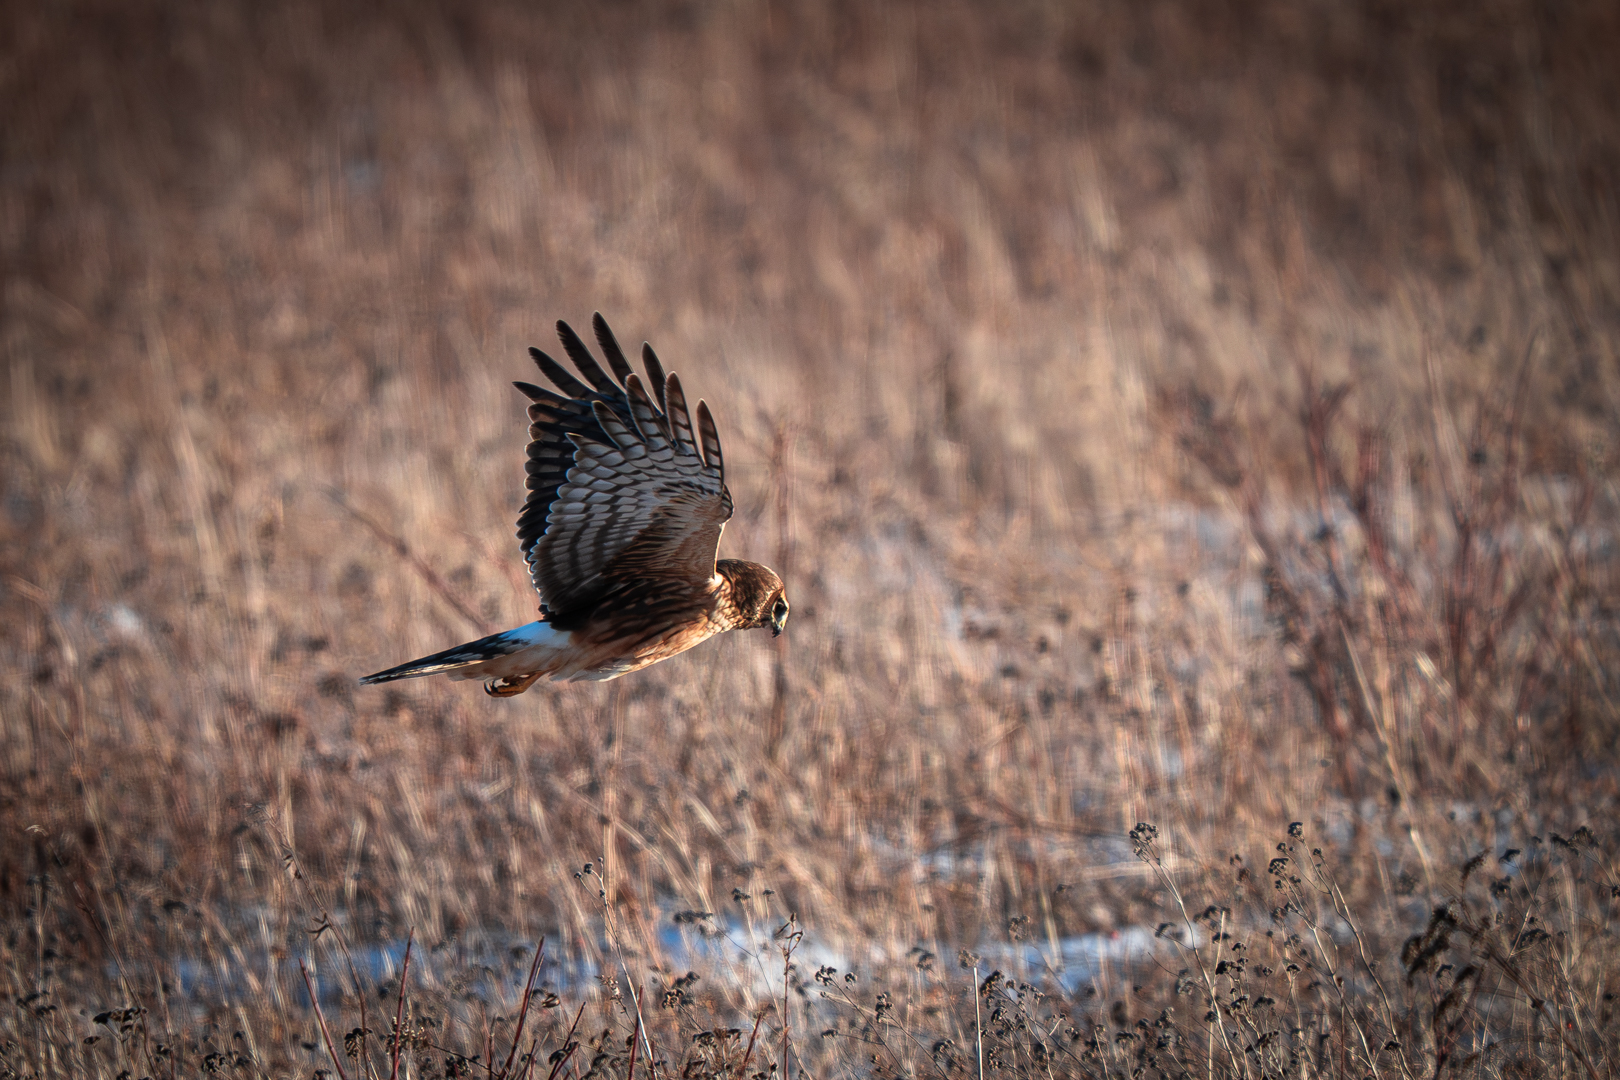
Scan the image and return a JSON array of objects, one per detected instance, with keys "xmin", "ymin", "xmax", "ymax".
[{"xmin": 4, "ymin": 1, "xmax": 1619, "ymax": 1076}]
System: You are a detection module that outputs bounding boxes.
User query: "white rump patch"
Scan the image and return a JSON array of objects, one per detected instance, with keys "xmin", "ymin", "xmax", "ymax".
[
  {"xmin": 445, "ymin": 621, "xmax": 574, "ymax": 681},
  {"xmin": 503, "ymin": 621, "xmax": 570, "ymax": 648}
]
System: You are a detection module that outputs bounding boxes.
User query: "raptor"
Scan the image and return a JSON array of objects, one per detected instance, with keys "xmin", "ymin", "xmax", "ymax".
[{"xmin": 359, "ymin": 314, "xmax": 788, "ymax": 696}]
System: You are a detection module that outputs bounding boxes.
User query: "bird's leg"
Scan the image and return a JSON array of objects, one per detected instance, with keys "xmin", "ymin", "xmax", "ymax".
[{"xmin": 483, "ymin": 672, "xmax": 543, "ymax": 697}]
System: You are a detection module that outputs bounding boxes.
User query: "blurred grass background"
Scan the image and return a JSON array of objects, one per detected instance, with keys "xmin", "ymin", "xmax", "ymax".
[{"xmin": 3, "ymin": 1, "xmax": 1618, "ymax": 1076}]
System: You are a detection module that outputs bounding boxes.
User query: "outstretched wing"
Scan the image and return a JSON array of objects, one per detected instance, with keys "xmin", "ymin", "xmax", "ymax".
[{"xmin": 514, "ymin": 314, "xmax": 732, "ymax": 619}]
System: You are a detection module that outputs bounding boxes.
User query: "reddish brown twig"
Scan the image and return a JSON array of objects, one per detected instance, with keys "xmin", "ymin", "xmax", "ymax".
[
  {"xmin": 499, "ymin": 940, "xmax": 546, "ymax": 1079},
  {"xmin": 544, "ymin": 1003, "xmax": 586, "ymax": 1080},
  {"xmin": 736, "ymin": 1007, "xmax": 768, "ymax": 1080},
  {"xmin": 389, "ymin": 931, "xmax": 414, "ymax": 1080},
  {"xmin": 298, "ymin": 960, "xmax": 351, "ymax": 1080},
  {"xmin": 626, "ymin": 1009, "xmax": 642, "ymax": 1080}
]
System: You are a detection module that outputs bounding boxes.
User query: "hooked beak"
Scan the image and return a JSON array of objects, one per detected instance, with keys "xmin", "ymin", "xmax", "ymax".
[{"xmin": 771, "ymin": 611, "xmax": 787, "ymax": 637}]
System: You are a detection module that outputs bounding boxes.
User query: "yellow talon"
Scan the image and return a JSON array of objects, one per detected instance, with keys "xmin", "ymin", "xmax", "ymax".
[{"xmin": 484, "ymin": 673, "xmax": 543, "ymax": 697}]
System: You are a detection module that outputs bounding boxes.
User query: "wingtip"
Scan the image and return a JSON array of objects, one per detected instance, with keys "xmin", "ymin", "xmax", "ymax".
[
  {"xmin": 695, "ymin": 397, "xmax": 725, "ymax": 475},
  {"xmin": 590, "ymin": 312, "xmax": 635, "ymax": 382},
  {"xmin": 556, "ymin": 318, "xmax": 621, "ymax": 392},
  {"xmin": 640, "ymin": 341, "xmax": 669, "ymax": 407},
  {"xmin": 528, "ymin": 346, "xmax": 593, "ymax": 399}
]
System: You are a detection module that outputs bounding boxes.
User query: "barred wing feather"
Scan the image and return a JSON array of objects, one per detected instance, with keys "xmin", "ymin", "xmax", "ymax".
[{"xmin": 513, "ymin": 314, "xmax": 732, "ymax": 620}]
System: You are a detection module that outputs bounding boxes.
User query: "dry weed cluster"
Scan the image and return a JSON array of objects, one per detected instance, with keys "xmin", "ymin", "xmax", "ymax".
[{"xmin": 3, "ymin": 1, "xmax": 1618, "ymax": 1077}]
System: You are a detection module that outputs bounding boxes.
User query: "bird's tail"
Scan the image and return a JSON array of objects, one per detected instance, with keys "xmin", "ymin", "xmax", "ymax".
[{"xmin": 358, "ymin": 622, "xmax": 564, "ymax": 685}]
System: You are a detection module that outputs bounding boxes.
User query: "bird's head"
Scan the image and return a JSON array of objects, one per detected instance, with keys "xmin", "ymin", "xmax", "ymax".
[{"xmin": 717, "ymin": 559, "xmax": 790, "ymax": 636}]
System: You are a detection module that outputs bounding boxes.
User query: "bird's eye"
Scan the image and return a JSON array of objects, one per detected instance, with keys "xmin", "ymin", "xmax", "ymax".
[{"xmin": 773, "ymin": 598, "xmax": 788, "ymax": 617}]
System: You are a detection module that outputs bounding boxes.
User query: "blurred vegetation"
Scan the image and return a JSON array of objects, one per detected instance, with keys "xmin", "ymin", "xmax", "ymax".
[{"xmin": 2, "ymin": 0, "xmax": 1617, "ymax": 1076}]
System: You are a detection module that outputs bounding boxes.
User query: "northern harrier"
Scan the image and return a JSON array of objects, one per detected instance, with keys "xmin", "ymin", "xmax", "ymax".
[{"xmin": 359, "ymin": 314, "xmax": 788, "ymax": 696}]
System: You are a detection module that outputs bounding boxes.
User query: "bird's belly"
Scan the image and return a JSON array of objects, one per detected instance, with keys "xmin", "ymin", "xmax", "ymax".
[
  {"xmin": 561, "ymin": 619, "xmax": 723, "ymax": 681},
  {"xmin": 442, "ymin": 612, "xmax": 723, "ymax": 683}
]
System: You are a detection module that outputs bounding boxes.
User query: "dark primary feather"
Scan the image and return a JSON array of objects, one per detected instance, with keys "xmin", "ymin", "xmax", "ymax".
[
  {"xmin": 556, "ymin": 319, "xmax": 621, "ymax": 393},
  {"xmin": 526, "ymin": 347, "xmax": 591, "ymax": 400},
  {"xmin": 591, "ymin": 312, "xmax": 637, "ymax": 385},
  {"xmin": 624, "ymin": 374, "xmax": 672, "ymax": 445},
  {"xmin": 696, "ymin": 399, "xmax": 724, "ymax": 473},
  {"xmin": 514, "ymin": 315, "xmax": 731, "ymax": 624},
  {"xmin": 641, "ymin": 343, "xmax": 668, "ymax": 414},
  {"xmin": 665, "ymin": 373, "xmax": 696, "ymax": 455}
]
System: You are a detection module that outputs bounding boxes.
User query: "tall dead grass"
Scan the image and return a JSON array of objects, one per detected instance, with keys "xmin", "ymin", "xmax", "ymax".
[{"xmin": 2, "ymin": 1, "xmax": 1617, "ymax": 1076}]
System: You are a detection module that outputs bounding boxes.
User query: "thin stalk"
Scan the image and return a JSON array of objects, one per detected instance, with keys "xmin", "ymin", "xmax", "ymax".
[
  {"xmin": 500, "ymin": 940, "xmax": 546, "ymax": 1080},
  {"xmin": 737, "ymin": 1008, "xmax": 767, "ymax": 1080},
  {"xmin": 543, "ymin": 1003, "xmax": 586, "ymax": 1080},
  {"xmin": 299, "ymin": 960, "xmax": 351, "ymax": 1080},
  {"xmin": 973, "ymin": 965, "xmax": 985, "ymax": 1080},
  {"xmin": 389, "ymin": 931, "xmax": 414, "ymax": 1080}
]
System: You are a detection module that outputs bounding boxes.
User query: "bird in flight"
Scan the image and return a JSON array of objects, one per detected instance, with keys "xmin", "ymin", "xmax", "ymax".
[{"xmin": 360, "ymin": 314, "xmax": 788, "ymax": 697}]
